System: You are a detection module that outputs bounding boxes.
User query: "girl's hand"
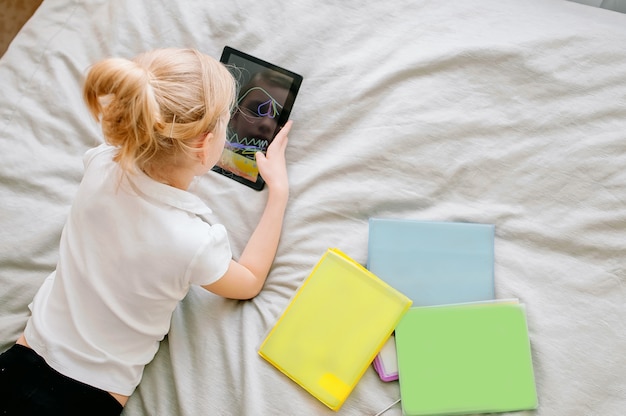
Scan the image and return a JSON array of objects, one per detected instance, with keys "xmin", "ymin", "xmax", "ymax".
[
  {"xmin": 255, "ymin": 120, "xmax": 292, "ymax": 196},
  {"xmin": 205, "ymin": 121, "xmax": 293, "ymax": 300}
]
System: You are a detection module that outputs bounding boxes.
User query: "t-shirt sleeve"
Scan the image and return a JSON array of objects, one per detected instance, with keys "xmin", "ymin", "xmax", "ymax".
[{"xmin": 186, "ymin": 224, "xmax": 232, "ymax": 286}]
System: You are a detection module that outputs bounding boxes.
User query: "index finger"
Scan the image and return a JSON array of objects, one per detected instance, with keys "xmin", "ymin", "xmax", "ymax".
[
  {"xmin": 269, "ymin": 120, "xmax": 292, "ymax": 151},
  {"xmin": 276, "ymin": 120, "xmax": 293, "ymax": 140}
]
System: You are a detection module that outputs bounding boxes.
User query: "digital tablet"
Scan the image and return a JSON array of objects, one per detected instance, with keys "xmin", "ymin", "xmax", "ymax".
[{"xmin": 212, "ymin": 46, "xmax": 303, "ymax": 190}]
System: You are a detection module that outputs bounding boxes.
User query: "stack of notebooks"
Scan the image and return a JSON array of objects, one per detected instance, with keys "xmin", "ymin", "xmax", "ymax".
[
  {"xmin": 368, "ymin": 218, "xmax": 538, "ymax": 415},
  {"xmin": 257, "ymin": 219, "xmax": 537, "ymax": 415}
]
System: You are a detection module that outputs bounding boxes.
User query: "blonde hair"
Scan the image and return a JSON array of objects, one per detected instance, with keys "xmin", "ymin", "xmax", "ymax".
[{"xmin": 83, "ymin": 48, "xmax": 236, "ymax": 172}]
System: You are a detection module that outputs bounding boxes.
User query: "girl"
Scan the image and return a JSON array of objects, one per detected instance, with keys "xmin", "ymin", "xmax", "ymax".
[{"xmin": 0, "ymin": 48, "xmax": 292, "ymax": 415}]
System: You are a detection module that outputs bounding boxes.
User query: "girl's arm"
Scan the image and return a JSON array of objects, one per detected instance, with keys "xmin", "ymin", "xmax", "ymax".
[{"xmin": 203, "ymin": 121, "xmax": 292, "ymax": 299}]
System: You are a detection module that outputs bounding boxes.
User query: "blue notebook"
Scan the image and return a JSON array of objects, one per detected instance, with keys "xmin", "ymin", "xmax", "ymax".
[{"xmin": 367, "ymin": 218, "xmax": 496, "ymax": 381}]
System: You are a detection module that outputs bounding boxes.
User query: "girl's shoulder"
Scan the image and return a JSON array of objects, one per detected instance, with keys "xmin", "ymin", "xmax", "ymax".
[{"xmin": 83, "ymin": 143, "xmax": 115, "ymax": 169}]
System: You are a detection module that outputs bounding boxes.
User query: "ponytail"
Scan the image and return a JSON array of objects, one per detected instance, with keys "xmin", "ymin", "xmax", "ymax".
[{"xmin": 83, "ymin": 49, "xmax": 236, "ymax": 173}]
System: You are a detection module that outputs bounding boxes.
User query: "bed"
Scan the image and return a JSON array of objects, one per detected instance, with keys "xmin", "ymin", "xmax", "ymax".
[{"xmin": 1, "ymin": 0, "xmax": 625, "ymax": 415}]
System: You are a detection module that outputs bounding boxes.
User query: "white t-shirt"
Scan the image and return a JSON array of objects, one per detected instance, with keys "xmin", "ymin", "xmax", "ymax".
[{"xmin": 24, "ymin": 144, "xmax": 232, "ymax": 396}]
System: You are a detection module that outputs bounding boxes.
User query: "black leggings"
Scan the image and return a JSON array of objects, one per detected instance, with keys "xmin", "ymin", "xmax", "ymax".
[{"xmin": 0, "ymin": 344, "xmax": 123, "ymax": 416}]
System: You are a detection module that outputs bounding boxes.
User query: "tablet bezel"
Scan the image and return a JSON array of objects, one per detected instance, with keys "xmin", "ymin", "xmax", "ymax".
[{"xmin": 212, "ymin": 46, "xmax": 303, "ymax": 190}]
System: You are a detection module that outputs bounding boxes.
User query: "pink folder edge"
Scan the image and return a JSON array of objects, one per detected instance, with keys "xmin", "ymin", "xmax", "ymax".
[{"xmin": 373, "ymin": 352, "xmax": 398, "ymax": 382}]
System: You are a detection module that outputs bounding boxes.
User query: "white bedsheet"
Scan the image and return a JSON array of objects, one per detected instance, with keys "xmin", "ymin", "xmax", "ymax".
[{"xmin": 1, "ymin": 0, "xmax": 625, "ymax": 415}]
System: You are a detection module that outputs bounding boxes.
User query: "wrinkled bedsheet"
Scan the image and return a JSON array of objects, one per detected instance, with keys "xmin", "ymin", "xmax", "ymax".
[{"xmin": 1, "ymin": 0, "xmax": 625, "ymax": 414}]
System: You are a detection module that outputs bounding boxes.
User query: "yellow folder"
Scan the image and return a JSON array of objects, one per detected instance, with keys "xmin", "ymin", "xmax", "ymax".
[{"xmin": 259, "ymin": 248, "xmax": 412, "ymax": 411}]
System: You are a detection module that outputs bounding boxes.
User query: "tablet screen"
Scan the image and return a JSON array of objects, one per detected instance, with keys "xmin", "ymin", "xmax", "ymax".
[{"xmin": 212, "ymin": 46, "xmax": 303, "ymax": 190}]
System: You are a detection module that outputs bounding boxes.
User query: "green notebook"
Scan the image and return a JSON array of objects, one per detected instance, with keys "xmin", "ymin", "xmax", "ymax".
[
  {"xmin": 259, "ymin": 248, "xmax": 412, "ymax": 411},
  {"xmin": 395, "ymin": 302, "xmax": 538, "ymax": 415}
]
